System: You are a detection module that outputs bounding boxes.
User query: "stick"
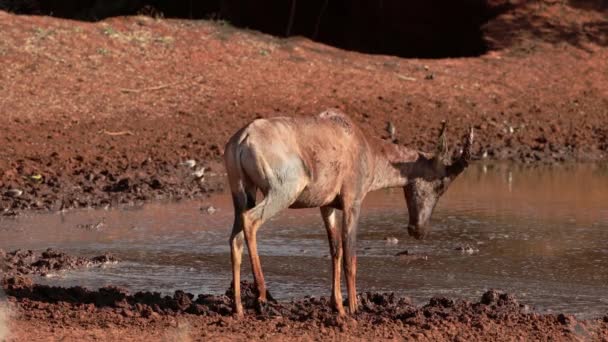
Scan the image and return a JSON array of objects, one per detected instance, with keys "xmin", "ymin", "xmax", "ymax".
[
  {"xmin": 119, "ymin": 75, "xmax": 206, "ymax": 94},
  {"xmin": 396, "ymin": 74, "xmax": 416, "ymax": 81},
  {"xmin": 119, "ymin": 84, "xmax": 171, "ymax": 93},
  {"xmin": 119, "ymin": 80, "xmax": 180, "ymax": 94},
  {"xmin": 100, "ymin": 130, "xmax": 134, "ymax": 136}
]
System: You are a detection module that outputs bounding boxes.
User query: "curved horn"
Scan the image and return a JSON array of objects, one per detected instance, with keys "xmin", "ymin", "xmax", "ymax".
[
  {"xmin": 447, "ymin": 126, "xmax": 474, "ymax": 177},
  {"xmin": 435, "ymin": 120, "xmax": 449, "ymax": 164}
]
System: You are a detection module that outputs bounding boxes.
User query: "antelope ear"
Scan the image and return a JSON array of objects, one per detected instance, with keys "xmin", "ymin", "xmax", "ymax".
[{"xmin": 434, "ymin": 121, "xmax": 449, "ymax": 166}]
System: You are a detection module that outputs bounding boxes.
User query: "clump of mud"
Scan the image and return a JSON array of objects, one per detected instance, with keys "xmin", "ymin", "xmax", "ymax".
[
  {"xmin": 0, "ymin": 160, "xmax": 224, "ymax": 217},
  {"xmin": 5, "ymin": 278, "xmax": 605, "ymax": 339},
  {"xmin": 3, "ymin": 278, "xmax": 534, "ymax": 327},
  {"xmin": 0, "ymin": 248, "xmax": 117, "ymax": 277}
]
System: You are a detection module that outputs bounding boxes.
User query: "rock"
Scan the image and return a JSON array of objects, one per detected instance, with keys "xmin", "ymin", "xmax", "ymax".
[
  {"xmin": 384, "ymin": 237, "xmax": 399, "ymax": 245},
  {"xmin": 2, "ymin": 275, "xmax": 34, "ymax": 290},
  {"xmin": 104, "ymin": 178, "xmax": 130, "ymax": 192},
  {"xmin": 1, "ymin": 248, "xmax": 118, "ymax": 277},
  {"xmin": 192, "ymin": 166, "xmax": 206, "ymax": 179},
  {"xmin": 76, "ymin": 218, "xmax": 105, "ymax": 231},
  {"xmin": 5, "ymin": 189, "xmax": 23, "ymax": 197},
  {"xmin": 90, "ymin": 253, "xmax": 118, "ymax": 264},
  {"xmin": 557, "ymin": 313, "xmax": 575, "ymax": 325},
  {"xmin": 201, "ymin": 205, "xmax": 217, "ymax": 214},
  {"xmin": 394, "ymin": 250, "xmax": 409, "ymax": 256},
  {"xmin": 181, "ymin": 159, "xmax": 197, "ymax": 168},
  {"xmin": 455, "ymin": 245, "xmax": 479, "ymax": 254},
  {"xmin": 428, "ymin": 297, "xmax": 454, "ymax": 308},
  {"xmin": 386, "ymin": 121, "xmax": 396, "ymax": 140},
  {"xmin": 480, "ymin": 290, "xmax": 518, "ymax": 307},
  {"xmin": 394, "ymin": 250, "xmax": 428, "ymax": 261},
  {"xmin": 173, "ymin": 290, "xmax": 193, "ymax": 311},
  {"xmin": 481, "ymin": 290, "xmax": 500, "ymax": 305}
]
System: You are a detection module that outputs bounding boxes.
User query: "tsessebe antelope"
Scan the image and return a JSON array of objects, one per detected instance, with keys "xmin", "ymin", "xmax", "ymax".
[{"xmin": 224, "ymin": 109, "xmax": 474, "ymax": 316}]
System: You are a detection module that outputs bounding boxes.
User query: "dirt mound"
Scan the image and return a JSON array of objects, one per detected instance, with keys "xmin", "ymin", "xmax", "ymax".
[{"xmin": 0, "ymin": 248, "xmax": 117, "ymax": 277}]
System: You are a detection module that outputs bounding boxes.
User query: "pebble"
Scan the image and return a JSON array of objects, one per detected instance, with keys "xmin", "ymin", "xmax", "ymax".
[
  {"xmin": 5, "ymin": 189, "xmax": 23, "ymax": 197},
  {"xmin": 395, "ymin": 250, "xmax": 409, "ymax": 256},
  {"xmin": 181, "ymin": 159, "xmax": 196, "ymax": 168},
  {"xmin": 201, "ymin": 205, "xmax": 217, "ymax": 214},
  {"xmin": 455, "ymin": 245, "xmax": 479, "ymax": 254},
  {"xmin": 192, "ymin": 167, "xmax": 206, "ymax": 178},
  {"xmin": 384, "ymin": 236, "xmax": 399, "ymax": 245}
]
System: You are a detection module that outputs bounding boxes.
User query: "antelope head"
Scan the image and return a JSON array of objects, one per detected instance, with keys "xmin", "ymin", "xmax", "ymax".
[{"xmin": 404, "ymin": 122, "xmax": 474, "ymax": 239}]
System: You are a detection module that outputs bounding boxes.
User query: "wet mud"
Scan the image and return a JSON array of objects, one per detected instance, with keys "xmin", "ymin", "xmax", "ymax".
[
  {"xmin": 0, "ymin": 158, "xmax": 224, "ymax": 217},
  {"xmin": 4, "ymin": 277, "xmax": 607, "ymax": 340},
  {"xmin": 0, "ymin": 248, "xmax": 117, "ymax": 277}
]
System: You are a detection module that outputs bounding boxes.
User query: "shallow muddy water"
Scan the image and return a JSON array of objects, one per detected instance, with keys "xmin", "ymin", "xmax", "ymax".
[{"xmin": 1, "ymin": 163, "xmax": 607, "ymax": 318}]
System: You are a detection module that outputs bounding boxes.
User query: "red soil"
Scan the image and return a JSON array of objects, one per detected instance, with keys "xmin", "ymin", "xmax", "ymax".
[
  {"xmin": 0, "ymin": 1, "xmax": 607, "ymax": 216},
  {"xmin": 0, "ymin": 1, "xmax": 607, "ymax": 339}
]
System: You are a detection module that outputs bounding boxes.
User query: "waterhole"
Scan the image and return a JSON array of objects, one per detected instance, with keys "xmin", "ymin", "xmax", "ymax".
[{"xmin": 1, "ymin": 163, "xmax": 606, "ymax": 318}]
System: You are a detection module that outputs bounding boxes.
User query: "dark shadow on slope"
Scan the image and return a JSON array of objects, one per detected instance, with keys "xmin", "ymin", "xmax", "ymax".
[
  {"xmin": 2, "ymin": 1, "xmax": 607, "ymax": 57},
  {"xmin": 0, "ymin": 0, "xmax": 514, "ymax": 59}
]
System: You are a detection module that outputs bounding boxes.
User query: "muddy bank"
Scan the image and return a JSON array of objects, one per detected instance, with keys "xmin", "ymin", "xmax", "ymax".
[
  {"xmin": 0, "ymin": 248, "xmax": 117, "ymax": 277},
  {"xmin": 0, "ymin": 154, "xmax": 224, "ymax": 216},
  {"xmin": 3, "ymin": 277, "xmax": 607, "ymax": 340}
]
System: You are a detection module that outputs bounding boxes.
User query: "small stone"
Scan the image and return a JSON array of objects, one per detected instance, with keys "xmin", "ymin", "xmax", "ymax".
[
  {"xmin": 455, "ymin": 245, "xmax": 479, "ymax": 254},
  {"xmin": 181, "ymin": 159, "xmax": 196, "ymax": 168},
  {"xmin": 384, "ymin": 236, "xmax": 398, "ymax": 245},
  {"xmin": 386, "ymin": 121, "xmax": 396, "ymax": 140},
  {"xmin": 481, "ymin": 290, "xmax": 500, "ymax": 305},
  {"xmin": 201, "ymin": 205, "xmax": 217, "ymax": 214},
  {"xmin": 557, "ymin": 313, "xmax": 574, "ymax": 325},
  {"xmin": 5, "ymin": 189, "xmax": 23, "ymax": 197},
  {"xmin": 121, "ymin": 309, "xmax": 134, "ymax": 317},
  {"xmin": 192, "ymin": 167, "xmax": 206, "ymax": 178}
]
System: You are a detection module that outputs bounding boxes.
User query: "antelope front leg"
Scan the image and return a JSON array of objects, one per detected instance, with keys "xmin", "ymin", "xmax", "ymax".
[
  {"xmin": 342, "ymin": 203, "xmax": 361, "ymax": 314},
  {"xmin": 321, "ymin": 206, "xmax": 345, "ymax": 316}
]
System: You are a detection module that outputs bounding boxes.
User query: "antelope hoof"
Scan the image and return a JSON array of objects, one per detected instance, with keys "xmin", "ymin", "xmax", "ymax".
[
  {"xmin": 264, "ymin": 289, "xmax": 277, "ymax": 303},
  {"xmin": 255, "ymin": 298, "xmax": 269, "ymax": 315},
  {"xmin": 330, "ymin": 298, "xmax": 345, "ymax": 316},
  {"xmin": 233, "ymin": 304, "xmax": 244, "ymax": 318}
]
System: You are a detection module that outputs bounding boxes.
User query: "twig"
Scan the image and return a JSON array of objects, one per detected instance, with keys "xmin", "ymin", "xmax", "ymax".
[
  {"xmin": 396, "ymin": 74, "xmax": 416, "ymax": 81},
  {"xmin": 99, "ymin": 130, "xmax": 134, "ymax": 136},
  {"xmin": 119, "ymin": 80, "xmax": 180, "ymax": 94}
]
